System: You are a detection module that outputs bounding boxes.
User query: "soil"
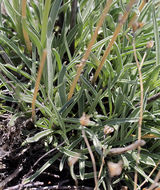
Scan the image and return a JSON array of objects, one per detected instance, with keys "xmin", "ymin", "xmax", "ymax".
[{"xmin": 0, "ymin": 114, "xmax": 94, "ymax": 190}]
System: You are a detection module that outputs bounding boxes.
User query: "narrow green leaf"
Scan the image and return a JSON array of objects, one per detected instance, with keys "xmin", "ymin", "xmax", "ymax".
[
  {"xmin": 22, "ymin": 129, "xmax": 53, "ymax": 145},
  {"xmin": 88, "ymin": 89, "xmax": 102, "ymax": 114},
  {"xmin": 58, "ymin": 64, "xmax": 67, "ymax": 105},
  {"xmin": 140, "ymin": 154, "xmax": 156, "ymax": 166},
  {"xmin": 41, "ymin": 0, "xmax": 51, "ymax": 48},
  {"xmin": 22, "ymin": 18, "xmax": 42, "ymax": 56},
  {"xmin": 102, "ymin": 117, "xmax": 139, "ymax": 125},
  {"xmin": 52, "ymin": 48, "xmax": 62, "ymax": 71},
  {"xmin": 79, "ymin": 143, "xmax": 85, "ymax": 180},
  {"xmin": 47, "ymin": 34, "xmax": 54, "ymax": 98},
  {"xmin": 48, "ymin": 96, "xmax": 68, "ymax": 142},
  {"xmin": 0, "ymin": 35, "xmax": 31, "ymax": 68},
  {"xmin": 47, "ymin": 0, "xmax": 62, "ymax": 37}
]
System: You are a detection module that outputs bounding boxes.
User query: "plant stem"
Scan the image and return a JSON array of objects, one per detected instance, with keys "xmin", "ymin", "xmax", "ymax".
[
  {"xmin": 32, "ymin": 49, "xmax": 47, "ymax": 120},
  {"xmin": 128, "ymin": 0, "xmax": 147, "ymax": 28},
  {"xmin": 133, "ymin": 39, "xmax": 145, "ymax": 190},
  {"xmin": 98, "ymin": 150, "xmax": 105, "ymax": 180},
  {"xmin": 68, "ymin": 0, "xmax": 113, "ymax": 100},
  {"xmin": 138, "ymin": 161, "xmax": 160, "ymax": 189},
  {"xmin": 22, "ymin": 0, "xmax": 32, "ymax": 53},
  {"xmin": 92, "ymin": 0, "xmax": 137, "ymax": 84},
  {"xmin": 148, "ymin": 168, "xmax": 160, "ymax": 190},
  {"xmin": 81, "ymin": 126, "xmax": 98, "ymax": 190},
  {"xmin": 109, "ymin": 140, "xmax": 145, "ymax": 155}
]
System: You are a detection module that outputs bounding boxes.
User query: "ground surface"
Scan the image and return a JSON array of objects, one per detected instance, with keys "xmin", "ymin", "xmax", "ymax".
[{"xmin": 0, "ymin": 115, "xmax": 96, "ymax": 190}]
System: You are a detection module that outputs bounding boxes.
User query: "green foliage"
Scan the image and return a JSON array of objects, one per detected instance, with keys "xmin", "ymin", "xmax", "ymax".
[{"xmin": 0, "ymin": 0, "xmax": 160, "ymax": 189}]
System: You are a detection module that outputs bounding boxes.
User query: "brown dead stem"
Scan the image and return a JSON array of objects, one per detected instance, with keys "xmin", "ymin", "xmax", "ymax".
[
  {"xmin": 68, "ymin": 0, "xmax": 113, "ymax": 100},
  {"xmin": 148, "ymin": 165, "xmax": 160, "ymax": 190},
  {"xmin": 32, "ymin": 50, "xmax": 47, "ymax": 120},
  {"xmin": 138, "ymin": 161, "xmax": 160, "ymax": 189},
  {"xmin": 82, "ymin": 127, "xmax": 98, "ymax": 190},
  {"xmin": 98, "ymin": 148, "xmax": 106, "ymax": 181},
  {"xmin": 109, "ymin": 140, "xmax": 145, "ymax": 155},
  {"xmin": 128, "ymin": 0, "xmax": 148, "ymax": 28},
  {"xmin": 80, "ymin": 113, "xmax": 98, "ymax": 189},
  {"xmin": 22, "ymin": 0, "xmax": 32, "ymax": 53},
  {"xmin": 92, "ymin": 0, "xmax": 137, "ymax": 84}
]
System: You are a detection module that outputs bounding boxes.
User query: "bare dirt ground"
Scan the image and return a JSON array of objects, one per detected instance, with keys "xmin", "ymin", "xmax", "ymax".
[{"xmin": 0, "ymin": 114, "xmax": 94, "ymax": 190}]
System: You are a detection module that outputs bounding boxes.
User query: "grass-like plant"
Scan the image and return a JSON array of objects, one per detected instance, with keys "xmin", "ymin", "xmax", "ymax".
[{"xmin": 0, "ymin": 0, "xmax": 160, "ymax": 189}]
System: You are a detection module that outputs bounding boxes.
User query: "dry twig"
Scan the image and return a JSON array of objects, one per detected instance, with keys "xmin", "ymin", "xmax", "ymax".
[
  {"xmin": 0, "ymin": 164, "xmax": 23, "ymax": 189},
  {"xmin": 4, "ymin": 182, "xmax": 44, "ymax": 190},
  {"xmin": 108, "ymin": 140, "xmax": 145, "ymax": 155},
  {"xmin": 5, "ymin": 185, "xmax": 93, "ymax": 190}
]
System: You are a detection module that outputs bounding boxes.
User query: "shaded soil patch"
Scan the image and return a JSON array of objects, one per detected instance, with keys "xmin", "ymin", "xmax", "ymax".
[{"xmin": 0, "ymin": 114, "xmax": 94, "ymax": 190}]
